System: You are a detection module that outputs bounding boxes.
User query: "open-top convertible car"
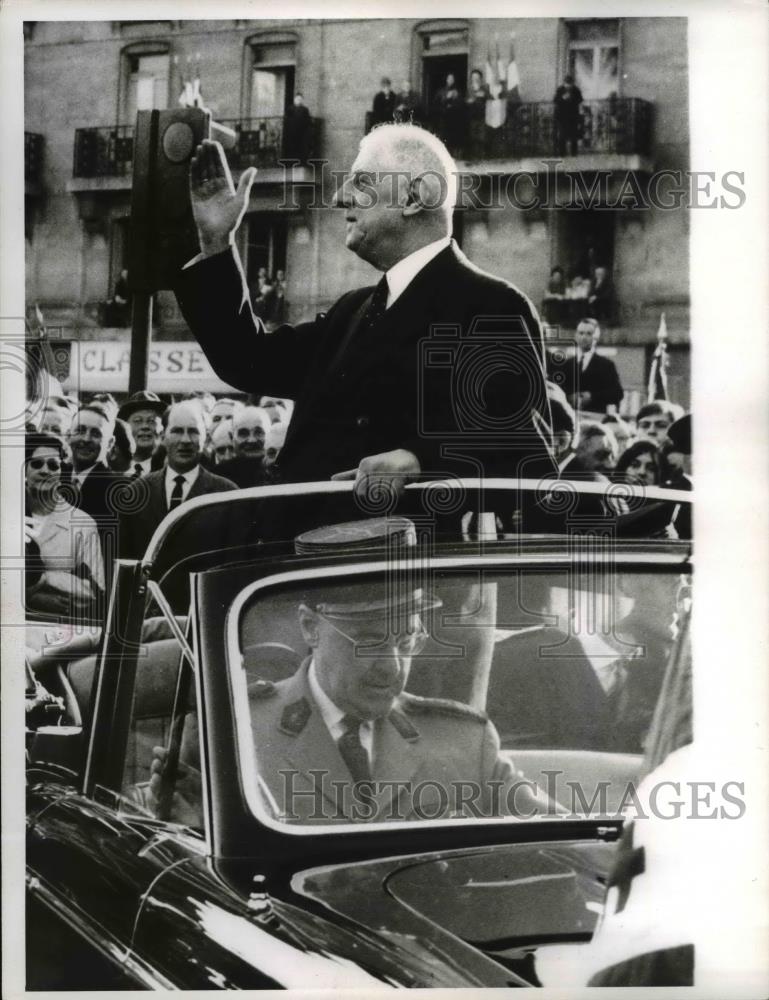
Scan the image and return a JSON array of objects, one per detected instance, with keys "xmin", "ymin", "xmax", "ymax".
[{"xmin": 26, "ymin": 480, "xmax": 692, "ymax": 989}]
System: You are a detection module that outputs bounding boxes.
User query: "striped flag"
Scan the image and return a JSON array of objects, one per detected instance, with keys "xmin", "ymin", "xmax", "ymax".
[{"xmin": 646, "ymin": 312, "xmax": 669, "ymax": 402}]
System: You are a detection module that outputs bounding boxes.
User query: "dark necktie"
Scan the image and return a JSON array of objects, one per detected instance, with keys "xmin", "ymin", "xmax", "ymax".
[
  {"xmin": 168, "ymin": 474, "xmax": 186, "ymax": 511},
  {"xmin": 359, "ymin": 275, "xmax": 389, "ymax": 333},
  {"xmin": 132, "ymin": 463, "xmax": 144, "ymax": 479},
  {"xmin": 337, "ymin": 715, "xmax": 373, "ymax": 784}
]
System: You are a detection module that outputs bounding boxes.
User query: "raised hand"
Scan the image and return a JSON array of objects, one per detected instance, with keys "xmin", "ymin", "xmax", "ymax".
[
  {"xmin": 189, "ymin": 140, "xmax": 256, "ymax": 257},
  {"xmin": 331, "ymin": 448, "xmax": 421, "ymax": 506}
]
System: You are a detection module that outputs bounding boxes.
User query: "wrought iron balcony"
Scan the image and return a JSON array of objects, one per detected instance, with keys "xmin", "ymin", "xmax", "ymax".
[
  {"xmin": 365, "ymin": 97, "xmax": 652, "ymax": 162},
  {"xmin": 73, "ymin": 125, "xmax": 134, "ymax": 178},
  {"xmin": 220, "ymin": 116, "xmax": 321, "ymax": 169},
  {"xmin": 25, "ymin": 132, "xmax": 44, "ymax": 187},
  {"xmin": 72, "ymin": 115, "xmax": 322, "ymax": 180}
]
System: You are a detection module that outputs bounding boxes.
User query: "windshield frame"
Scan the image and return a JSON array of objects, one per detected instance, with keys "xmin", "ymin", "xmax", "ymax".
[{"xmin": 225, "ymin": 546, "xmax": 692, "ymax": 838}]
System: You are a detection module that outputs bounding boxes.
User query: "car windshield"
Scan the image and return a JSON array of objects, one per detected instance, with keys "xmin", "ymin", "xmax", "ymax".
[{"xmin": 231, "ymin": 563, "xmax": 691, "ymax": 828}]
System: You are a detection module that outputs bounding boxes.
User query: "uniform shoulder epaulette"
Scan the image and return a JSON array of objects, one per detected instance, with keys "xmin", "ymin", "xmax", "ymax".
[
  {"xmin": 249, "ymin": 679, "xmax": 278, "ymax": 699},
  {"xmin": 400, "ymin": 692, "xmax": 488, "ymax": 723}
]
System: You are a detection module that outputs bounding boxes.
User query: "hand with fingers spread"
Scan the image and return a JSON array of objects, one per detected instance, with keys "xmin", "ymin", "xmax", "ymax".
[
  {"xmin": 189, "ymin": 140, "xmax": 257, "ymax": 257},
  {"xmin": 331, "ymin": 448, "xmax": 421, "ymax": 506}
]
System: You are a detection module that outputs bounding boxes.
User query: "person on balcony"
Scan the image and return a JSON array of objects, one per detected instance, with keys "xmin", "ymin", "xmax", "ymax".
[
  {"xmin": 371, "ymin": 77, "xmax": 396, "ymax": 127},
  {"xmin": 588, "ymin": 265, "xmax": 616, "ymax": 323},
  {"xmin": 104, "ymin": 268, "xmax": 132, "ymax": 327},
  {"xmin": 433, "ymin": 73, "xmax": 463, "ymax": 155},
  {"xmin": 283, "ymin": 92, "xmax": 312, "ymax": 165},
  {"xmin": 553, "ymin": 74, "xmax": 583, "ymax": 156},
  {"xmin": 466, "ymin": 68, "xmax": 488, "ymax": 158}
]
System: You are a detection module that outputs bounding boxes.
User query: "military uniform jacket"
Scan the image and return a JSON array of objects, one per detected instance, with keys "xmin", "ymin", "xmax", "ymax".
[
  {"xmin": 248, "ymin": 661, "xmax": 524, "ymax": 824},
  {"xmin": 175, "ymin": 242, "xmax": 555, "ymax": 484}
]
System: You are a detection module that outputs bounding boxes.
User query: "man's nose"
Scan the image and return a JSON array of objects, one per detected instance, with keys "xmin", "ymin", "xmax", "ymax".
[{"xmin": 333, "ymin": 175, "xmax": 352, "ymax": 209}]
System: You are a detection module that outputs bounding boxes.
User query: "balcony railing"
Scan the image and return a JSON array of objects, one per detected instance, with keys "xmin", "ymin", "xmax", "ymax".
[
  {"xmin": 365, "ymin": 97, "xmax": 652, "ymax": 161},
  {"xmin": 221, "ymin": 116, "xmax": 321, "ymax": 170},
  {"xmin": 72, "ymin": 115, "xmax": 322, "ymax": 179},
  {"xmin": 73, "ymin": 125, "xmax": 134, "ymax": 178},
  {"xmin": 25, "ymin": 132, "xmax": 44, "ymax": 186}
]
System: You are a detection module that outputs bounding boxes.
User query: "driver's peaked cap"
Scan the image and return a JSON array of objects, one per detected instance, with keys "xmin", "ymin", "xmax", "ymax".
[{"xmin": 293, "ymin": 517, "xmax": 441, "ymax": 622}]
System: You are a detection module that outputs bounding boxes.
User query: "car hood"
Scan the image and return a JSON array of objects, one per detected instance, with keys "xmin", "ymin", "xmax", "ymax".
[{"xmin": 290, "ymin": 839, "xmax": 616, "ymax": 987}]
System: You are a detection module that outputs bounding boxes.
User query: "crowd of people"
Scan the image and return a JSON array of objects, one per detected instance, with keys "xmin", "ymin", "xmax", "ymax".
[
  {"xmin": 250, "ymin": 266, "xmax": 287, "ymax": 327},
  {"xmin": 23, "ymin": 384, "xmax": 293, "ymax": 618}
]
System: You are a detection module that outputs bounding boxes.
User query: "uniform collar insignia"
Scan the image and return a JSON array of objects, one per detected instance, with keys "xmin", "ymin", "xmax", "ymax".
[
  {"xmin": 279, "ymin": 696, "xmax": 312, "ymax": 736},
  {"xmin": 388, "ymin": 707, "xmax": 420, "ymax": 742}
]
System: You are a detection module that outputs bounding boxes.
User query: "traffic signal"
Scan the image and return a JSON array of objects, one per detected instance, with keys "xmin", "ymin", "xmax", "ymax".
[{"xmin": 128, "ymin": 108, "xmax": 235, "ymax": 292}]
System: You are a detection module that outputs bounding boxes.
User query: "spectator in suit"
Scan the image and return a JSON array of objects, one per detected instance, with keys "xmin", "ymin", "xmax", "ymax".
[
  {"xmin": 264, "ymin": 420, "xmax": 287, "ymax": 471},
  {"xmin": 588, "ymin": 265, "xmax": 615, "ymax": 323},
  {"xmin": 175, "ymin": 124, "xmax": 554, "ymax": 505},
  {"xmin": 564, "ymin": 318, "xmax": 624, "ymax": 414},
  {"xmin": 553, "ymin": 74, "xmax": 583, "ymax": 156},
  {"xmin": 118, "ymin": 401, "xmax": 237, "ymax": 560},
  {"xmin": 216, "ymin": 406, "xmax": 272, "ymax": 488},
  {"xmin": 68, "ymin": 404, "xmax": 122, "ymax": 557},
  {"xmin": 465, "ymin": 68, "xmax": 488, "ymax": 157},
  {"xmin": 284, "ymin": 92, "xmax": 312, "ymax": 164},
  {"xmin": 433, "ymin": 73, "xmax": 463, "ymax": 152},
  {"xmin": 118, "ymin": 390, "xmax": 167, "ymax": 478},
  {"xmin": 371, "ymin": 77, "xmax": 396, "ymax": 126}
]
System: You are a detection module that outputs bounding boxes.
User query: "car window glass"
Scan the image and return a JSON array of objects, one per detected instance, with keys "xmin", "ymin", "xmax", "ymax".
[
  {"xmin": 115, "ymin": 614, "xmax": 204, "ymax": 838},
  {"xmin": 232, "ymin": 567, "xmax": 691, "ymax": 827}
]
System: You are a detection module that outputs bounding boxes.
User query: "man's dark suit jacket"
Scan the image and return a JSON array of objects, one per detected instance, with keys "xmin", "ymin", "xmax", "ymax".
[
  {"xmin": 73, "ymin": 461, "xmax": 124, "ymax": 562},
  {"xmin": 555, "ymin": 351, "xmax": 624, "ymax": 413},
  {"xmin": 175, "ymin": 241, "xmax": 554, "ymax": 484},
  {"xmin": 118, "ymin": 465, "xmax": 237, "ymax": 561}
]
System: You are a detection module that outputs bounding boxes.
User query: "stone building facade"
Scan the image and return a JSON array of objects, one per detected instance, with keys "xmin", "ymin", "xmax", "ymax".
[{"xmin": 24, "ymin": 17, "xmax": 690, "ymax": 407}]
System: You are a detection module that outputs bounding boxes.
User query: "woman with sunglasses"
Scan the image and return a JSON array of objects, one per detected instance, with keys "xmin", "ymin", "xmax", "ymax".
[{"xmin": 25, "ymin": 432, "xmax": 105, "ymax": 617}]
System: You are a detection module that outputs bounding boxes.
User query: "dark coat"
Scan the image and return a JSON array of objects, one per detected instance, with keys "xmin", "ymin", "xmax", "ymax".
[
  {"xmin": 118, "ymin": 465, "xmax": 237, "ymax": 560},
  {"xmin": 554, "ymin": 350, "xmax": 624, "ymax": 413},
  {"xmin": 72, "ymin": 461, "xmax": 124, "ymax": 563},
  {"xmin": 371, "ymin": 89, "xmax": 396, "ymax": 125},
  {"xmin": 175, "ymin": 242, "xmax": 555, "ymax": 485}
]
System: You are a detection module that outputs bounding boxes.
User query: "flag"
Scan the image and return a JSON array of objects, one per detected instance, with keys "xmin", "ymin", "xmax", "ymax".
[
  {"xmin": 646, "ymin": 312, "xmax": 669, "ymax": 402},
  {"xmin": 26, "ymin": 304, "xmax": 63, "ymax": 403},
  {"xmin": 485, "ymin": 43, "xmax": 507, "ymax": 128},
  {"xmin": 506, "ymin": 32, "xmax": 521, "ymax": 101}
]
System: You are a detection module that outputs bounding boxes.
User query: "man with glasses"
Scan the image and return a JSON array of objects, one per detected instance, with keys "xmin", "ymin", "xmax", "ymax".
[{"xmin": 248, "ymin": 582, "xmax": 554, "ymax": 824}]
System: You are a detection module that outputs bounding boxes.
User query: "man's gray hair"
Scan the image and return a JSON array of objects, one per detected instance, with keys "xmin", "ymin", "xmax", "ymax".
[{"xmin": 358, "ymin": 123, "xmax": 458, "ymax": 220}]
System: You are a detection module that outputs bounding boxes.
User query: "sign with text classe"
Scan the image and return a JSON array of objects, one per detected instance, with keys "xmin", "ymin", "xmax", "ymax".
[{"xmin": 67, "ymin": 341, "xmax": 235, "ymax": 393}]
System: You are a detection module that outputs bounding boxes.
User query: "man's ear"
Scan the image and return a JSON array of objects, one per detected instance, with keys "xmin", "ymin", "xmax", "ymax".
[{"xmin": 298, "ymin": 603, "xmax": 320, "ymax": 647}]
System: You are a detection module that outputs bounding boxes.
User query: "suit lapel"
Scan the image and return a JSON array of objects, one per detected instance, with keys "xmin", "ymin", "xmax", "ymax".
[{"xmin": 370, "ymin": 708, "xmax": 420, "ymax": 822}]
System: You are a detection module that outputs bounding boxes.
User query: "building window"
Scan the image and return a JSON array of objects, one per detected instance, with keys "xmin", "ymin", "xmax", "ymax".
[
  {"xmin": 120, "ymin": 44, "xmax": 171, "ymax": 125},
  {"xmin": 416, "ymin": 23, "xmax": 469, "ymax": 114},
  {"xmin": 245, "ymin": 214, "xmax": 287, "ymax": 294},
  {"xmin": 246, "ymin": 36, "xmax": 297, "ymax": 119},
  {"xmin": 566, "ymin": 19, "xmax": 620, "ymax": 100}
]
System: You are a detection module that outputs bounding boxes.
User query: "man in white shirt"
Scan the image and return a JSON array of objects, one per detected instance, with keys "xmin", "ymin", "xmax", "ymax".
[
  {"xmin": 117, "ymin": 390, "xmax": 167, "ymax": 478},
  {"xmin": 118, "ymin": 401, "xmax": 237, "ymax": 560},
  {"xmin": 175, "ymin": 122, "xmax": 554, "ymax": 500}
]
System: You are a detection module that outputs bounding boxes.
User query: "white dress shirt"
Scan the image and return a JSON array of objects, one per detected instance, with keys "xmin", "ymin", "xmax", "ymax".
[
  {"xmin": 384, "ymin": 235, "xmax": 451, "ymax": 308},
  {"xmin": 164, "ymin": 464, "xmax": 200, "ymax": 509},
  {"xmin": 308, "ymin": 658, "xmax": 374, "ymax": 765},
  {"xmin": 579, "ymin": 346, "xmax": 596, "ymax": 372},
  {"xmin": 127, "ymin": 456, "xmax": 153, "ymax": 478},
  {"xmin": 72, "ymin": 464, "xmax": 97, "ymax": 487}
]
